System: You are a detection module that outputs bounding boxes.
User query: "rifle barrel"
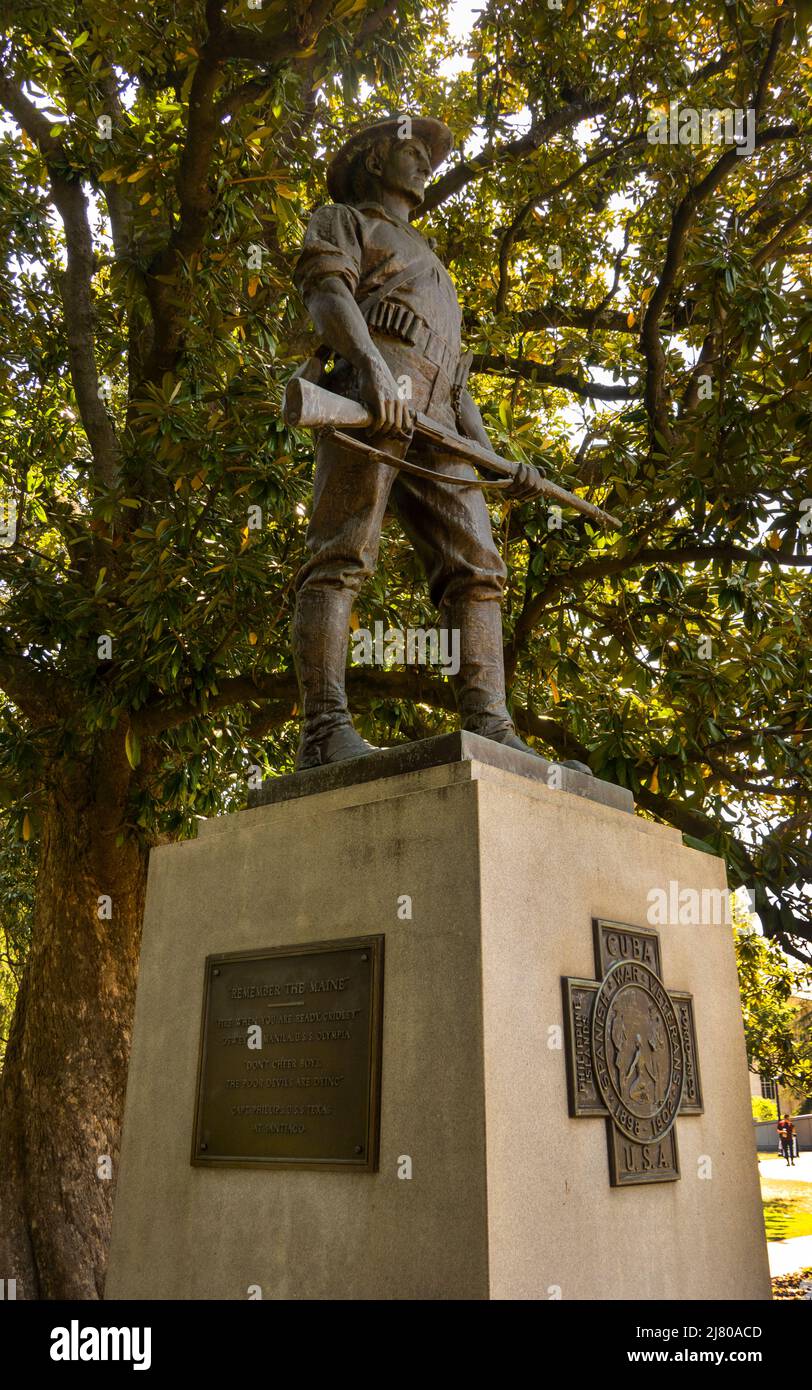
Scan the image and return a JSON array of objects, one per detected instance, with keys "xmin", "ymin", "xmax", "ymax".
[{"xmin": 411, "ymin": 412, "xmax": 621, "ymax": 530}]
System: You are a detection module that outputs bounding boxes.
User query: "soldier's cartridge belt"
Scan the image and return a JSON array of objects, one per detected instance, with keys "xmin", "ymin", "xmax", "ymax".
[{"xmin": 366, "ymin": 300, "xmax": 456, "ymax": 380}]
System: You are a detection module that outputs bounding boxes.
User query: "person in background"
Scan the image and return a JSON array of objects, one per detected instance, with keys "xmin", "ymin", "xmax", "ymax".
[{"xmin": 777, "ymin": 1112, "xmax": 795, "ymax": 1167}]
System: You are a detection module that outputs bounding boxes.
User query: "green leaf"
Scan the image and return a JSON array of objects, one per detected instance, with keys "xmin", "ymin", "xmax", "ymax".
[
  {"xmin": 125, "ymin": 729, "xmax": 141, "ymax": 769},
  {"xmin": 682, "ymin": 834, "xmax": 717, "ymax": 857}
]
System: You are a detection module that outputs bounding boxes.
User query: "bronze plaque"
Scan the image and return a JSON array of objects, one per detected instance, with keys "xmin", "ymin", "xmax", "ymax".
[
  {"xmin": 593, "ymin": 918, "xmax": 662, "ymax": 978},
  {"xmin": 191, "ymin": 935, "xmax": 384, "ymax": 1171},
  {"xmin": 562, "ymin": 979, "xmax": 606, "ymax": 1116},
  {"xmin": 671, "ymin": 991, "xmax": 704, "ymax": 1114},
  {"xmin": 591, "ymin": 959, "xmax": 684, "ymax": 1147},
  {"xmin": 607, "ymin": 1123, "xmax": 680, "ymax": 1186},
  {"xmin": 563, "ymin": 920, "xmax": 703, "ymax": 1187}
]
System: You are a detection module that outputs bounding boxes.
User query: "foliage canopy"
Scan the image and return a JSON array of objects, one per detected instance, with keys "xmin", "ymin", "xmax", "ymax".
[
  {"xmin": 736, "ymin": 923, "xmax": 812, "ymax": 1099},
  {"xmin": 0, "ymin": 0, "xmax": 811, "ymax": 963}
]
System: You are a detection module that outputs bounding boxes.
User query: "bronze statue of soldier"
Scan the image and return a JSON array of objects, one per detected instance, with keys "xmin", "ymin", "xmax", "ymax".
[{"xmin": 291, "ymin": 114, "xmax": 555, "ymax": 771}]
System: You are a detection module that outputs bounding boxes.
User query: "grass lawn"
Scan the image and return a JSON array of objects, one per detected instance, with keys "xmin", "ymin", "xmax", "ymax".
[{"xmin": 760, "ymin": 1168, "xmax": 812, "ymax": 1240}]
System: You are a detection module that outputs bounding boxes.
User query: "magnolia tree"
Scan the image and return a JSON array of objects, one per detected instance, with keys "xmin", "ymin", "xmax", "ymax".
[
  {"xmin": 735, "ymin": 924, "xmax": 812, "ymax": 1101},
  {"xmin": 0, "ymin": 0, "xmax": 811, "ymax": 1297}
]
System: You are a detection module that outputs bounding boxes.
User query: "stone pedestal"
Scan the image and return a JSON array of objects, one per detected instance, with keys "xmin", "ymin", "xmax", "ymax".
[{"xmin": 106, "ymin": 735, "xmax": 770, "ymax": 1300}]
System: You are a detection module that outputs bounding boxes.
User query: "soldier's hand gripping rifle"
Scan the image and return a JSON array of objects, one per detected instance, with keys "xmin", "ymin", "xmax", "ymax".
[{"xmin": 283, "ymin": 377, "xmax": 622, "ymax": 532}]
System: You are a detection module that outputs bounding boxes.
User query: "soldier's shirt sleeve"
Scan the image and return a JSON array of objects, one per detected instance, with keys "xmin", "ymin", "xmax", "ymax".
[{"xmin": 294, "ymin": 204, "xmax": 363, "ymax": 301}]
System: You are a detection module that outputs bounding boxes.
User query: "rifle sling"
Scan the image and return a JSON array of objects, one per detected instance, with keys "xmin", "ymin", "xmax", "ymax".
[{"xmin": 326, "ymin": 429, "xmax": 511, "ymax": 490}]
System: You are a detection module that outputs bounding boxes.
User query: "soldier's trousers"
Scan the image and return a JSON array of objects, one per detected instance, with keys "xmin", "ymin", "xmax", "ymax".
[{"xmin": 295, "ymin": 342, "xmax": 507, "ymax": 608}]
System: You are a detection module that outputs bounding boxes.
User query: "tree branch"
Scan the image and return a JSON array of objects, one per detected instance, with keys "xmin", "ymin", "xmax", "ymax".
[
  {"xmin": 421, "ymin": 97, "xmax": 610, "ymax": 213},
  {"xmin": 0, "ymin": 62, "xmax": 120, "ymax": 488},
  {"xmin": 495, "ymin": 132, "xmax": 646, "ymax": 313},
  {"xmin": 471, "ymin": 354, "xmax": 637, "ymax": 399},
  {"xmin": 143, "ymin": 7, "xmax": 229, "ymax": 378},
  {"xmin": 506, "ymin": 539, "xmax": 812, "ymax": 674},
  {"xmin": 512, "ymin": 303, "xmax": 635, "ymax": 335},
  {"xmin": 752, "ymin": 187, "xmax": 812, "ymax": 270},
  {"xmin": 639, "ymin": 16, "xmax": 792, "ymax": 447},
  {"xmin": 0, "ymin": 641, "xmax": 74, "ymax": 726}
]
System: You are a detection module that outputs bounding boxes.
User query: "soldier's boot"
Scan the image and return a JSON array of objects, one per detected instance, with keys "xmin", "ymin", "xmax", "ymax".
[
  {"xmin": 440, "ymin": 595, "xmax": 592, "ymax": 774},
  {"xmin": 292, "ymin": 587, "xmax": 378, "ymax": 770}
]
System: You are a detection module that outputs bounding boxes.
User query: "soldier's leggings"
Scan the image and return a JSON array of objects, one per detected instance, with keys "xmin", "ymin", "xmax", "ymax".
[{"xmin": 295, "ymin": 340, "xmax": 507, "ymax": 609}]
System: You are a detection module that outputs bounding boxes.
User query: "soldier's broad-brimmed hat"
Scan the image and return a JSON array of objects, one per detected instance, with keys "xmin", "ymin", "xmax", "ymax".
[{"xmin": 326, "ymin": 114, "xmax": 453, "ymax": 204}]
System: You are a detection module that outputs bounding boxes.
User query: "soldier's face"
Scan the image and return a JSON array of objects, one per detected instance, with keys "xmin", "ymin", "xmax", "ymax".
[{"xmin": 376, "ymin": 137, "xmax": 432, "ymax": 204}]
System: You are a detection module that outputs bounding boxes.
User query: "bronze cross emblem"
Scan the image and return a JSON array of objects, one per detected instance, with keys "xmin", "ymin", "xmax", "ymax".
[{"xmin": 562, "ymin": 920, "xmax": 703, "ymax": 1187}]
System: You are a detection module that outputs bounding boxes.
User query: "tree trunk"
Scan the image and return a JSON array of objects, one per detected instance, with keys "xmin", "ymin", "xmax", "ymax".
[{"xmin": 0, "ymin": 742, "xmax": 148, "ymax": 1298}]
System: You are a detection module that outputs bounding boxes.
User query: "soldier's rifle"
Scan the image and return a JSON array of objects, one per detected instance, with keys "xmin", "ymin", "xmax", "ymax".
[{"xmin": 283, "ymin": 378, "xmax": 622, "ymax": 532}]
